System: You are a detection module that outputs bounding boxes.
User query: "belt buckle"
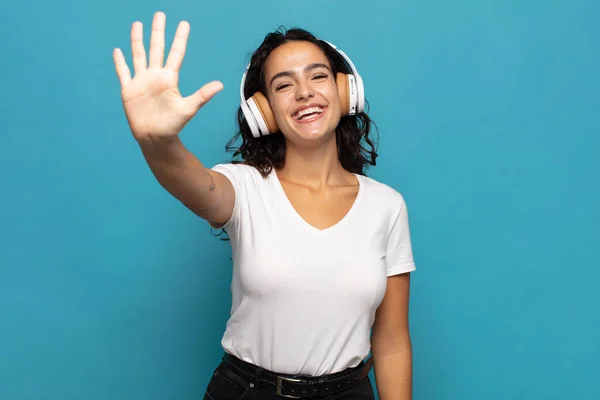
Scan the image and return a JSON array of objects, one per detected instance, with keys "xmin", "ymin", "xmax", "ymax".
[{"xmin": 276, "ymin": 376, "xmax": 303, "ymax": 398}]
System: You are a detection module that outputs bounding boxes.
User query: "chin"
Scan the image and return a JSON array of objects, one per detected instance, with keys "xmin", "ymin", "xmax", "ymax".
[
  {"xmin": 285, "ymin": 116, "xmax": 338, "ymax": 144},
  {"xmin": 288, "ymin": 126, "xmax": 336, "ymax": 144}
]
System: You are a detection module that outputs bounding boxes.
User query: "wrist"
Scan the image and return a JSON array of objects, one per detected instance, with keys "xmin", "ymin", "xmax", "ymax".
[
  {"xmin": 137, "ymin": 134, "xmax": 182, "ymax": 151},
  {"xmin": 136, "ymin": 135, "xmax": 188, "ymax": 164}
]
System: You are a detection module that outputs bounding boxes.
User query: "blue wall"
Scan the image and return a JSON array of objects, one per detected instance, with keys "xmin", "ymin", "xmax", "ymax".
[{"xmin": 1, "ymin": 1, "xmax": 598, "ymax": 399}]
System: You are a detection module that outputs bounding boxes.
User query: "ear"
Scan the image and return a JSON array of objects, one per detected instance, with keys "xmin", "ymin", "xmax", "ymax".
[
  {"xmin": 336, "ymin": 72, "xmax": 350, "ymax": 116},
  {"xmin": 250, "ymin": 91, "xmax": 279, "ymax": 134}
]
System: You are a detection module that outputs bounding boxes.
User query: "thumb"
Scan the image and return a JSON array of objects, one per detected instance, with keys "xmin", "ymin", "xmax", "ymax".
[{"xmin": 185, "ymin": 80, "xmax": 224, "ymax": 113}]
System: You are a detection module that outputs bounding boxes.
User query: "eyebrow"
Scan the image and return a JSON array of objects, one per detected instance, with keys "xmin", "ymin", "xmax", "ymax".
[{"xmin": 269, "ymin": 63, "xmax": 332, "ymax": 88}]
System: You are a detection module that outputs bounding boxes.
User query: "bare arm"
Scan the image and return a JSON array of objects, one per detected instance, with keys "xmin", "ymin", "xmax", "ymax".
[
  {"xmin": 138, "ymin": 137, "xmax": 234, "ymax": 226},
  {"xmin": 371, "ymin": 273, "xmax": 413, "ymax": 400},
  {"xmin": 113, "ymin": 11, "xmax": 233, "ymax": 225}
]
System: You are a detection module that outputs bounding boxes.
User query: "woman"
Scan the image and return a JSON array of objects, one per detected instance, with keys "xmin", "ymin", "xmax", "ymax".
[{"xmin": 113, "ymin": 11, "xmax": 415, "ymax": 400}]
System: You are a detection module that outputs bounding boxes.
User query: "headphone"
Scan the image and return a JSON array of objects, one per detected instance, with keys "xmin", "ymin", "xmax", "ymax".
[{"xmin": 239, "ymin": 40, "xmax": 365, "ymax": 138}]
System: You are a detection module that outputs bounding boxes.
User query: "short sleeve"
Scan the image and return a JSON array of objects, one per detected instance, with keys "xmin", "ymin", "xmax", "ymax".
[
  {"xmin": 210, "ymin": 163, "xmax": 245, "ymax": 234},
  {"xmin": 385, "ymin": 198, "xmax": 416, "ymax": 276}
]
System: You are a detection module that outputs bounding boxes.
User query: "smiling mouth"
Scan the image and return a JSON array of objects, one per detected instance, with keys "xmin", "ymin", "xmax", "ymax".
[{"xmin": 293, "ymin": 106, "xmax": 325, "ymax": 121}]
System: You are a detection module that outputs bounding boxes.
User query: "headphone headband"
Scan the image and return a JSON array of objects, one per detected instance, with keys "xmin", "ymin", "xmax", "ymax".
[{"xmin": 320, "ymin": 40, "xmax": 359, "ymax": 78}]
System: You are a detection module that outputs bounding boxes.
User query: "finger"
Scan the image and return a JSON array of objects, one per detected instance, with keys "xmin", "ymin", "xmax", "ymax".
[
  {"xmin": 113, "ymin": 48, "xmax": 132, "ymax": 87},
  {"xmin": 165, "ymin": 20, "xmax": 190, "ymax": 72},
  {"xmin": 185, "ymin": 81, "xmax": 224, "ymax": 113},
  {"xmin": 130, "ymin": 21, "xmax": 147, "ymax": 73},
  {"xmin": 148, "ymin": 11, "xmax": 166, "ymax": 68}
]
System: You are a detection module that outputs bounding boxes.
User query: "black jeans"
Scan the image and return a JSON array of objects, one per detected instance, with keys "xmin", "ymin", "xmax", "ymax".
[{"xmin": 204, "ymin": 356, "xmax": 376, "ymax": 400}]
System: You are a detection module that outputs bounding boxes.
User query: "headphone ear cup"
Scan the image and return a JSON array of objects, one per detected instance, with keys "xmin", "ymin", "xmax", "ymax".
[
  {"xmin": 336, "ymin": 72, "xmax": 350, "ymax": 116},
  {"xmin": 250, "ymin": 92, "xmax": 278, "ymax": 134}
]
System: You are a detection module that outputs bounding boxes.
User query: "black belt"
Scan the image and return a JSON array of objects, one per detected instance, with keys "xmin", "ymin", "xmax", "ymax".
[{"xmin": 222, "ymin": 352, "xmax": 373, "ymax": 398}]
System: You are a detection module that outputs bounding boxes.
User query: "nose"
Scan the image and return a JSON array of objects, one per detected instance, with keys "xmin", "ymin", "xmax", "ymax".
[{"xmin": 295, "ymin": 78, "xmax": 314, "ymax": 101}]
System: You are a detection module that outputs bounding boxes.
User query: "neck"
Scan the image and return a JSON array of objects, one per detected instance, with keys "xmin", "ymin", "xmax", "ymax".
[{"xmin": 276, "ymin": 134, "xmax": 350, "ymax": 189}]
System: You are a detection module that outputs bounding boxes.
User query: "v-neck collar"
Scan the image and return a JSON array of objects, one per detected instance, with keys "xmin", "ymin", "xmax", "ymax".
[{"xmin": 269, "ymin": 168, "xmax": 364, "ymax": 234}]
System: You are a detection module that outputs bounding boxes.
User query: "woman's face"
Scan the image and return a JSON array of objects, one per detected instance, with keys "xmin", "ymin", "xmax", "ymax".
[{"xmin": 263, "ymin": 41, "xmax": 342, "ymax": 144}]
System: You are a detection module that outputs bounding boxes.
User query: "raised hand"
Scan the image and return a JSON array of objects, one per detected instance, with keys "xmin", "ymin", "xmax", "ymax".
[{"xmin": 113, "ymin": 11, "xmax": 223, "ymax": 143}]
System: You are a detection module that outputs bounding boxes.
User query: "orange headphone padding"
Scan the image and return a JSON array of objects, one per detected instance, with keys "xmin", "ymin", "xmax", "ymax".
[
  {"xmin": 249, "ymin": 73, "xmax": 351, "ymax": 135},
  {"xmin": 251, "ymin": 91, "xmax": 278, "ymax": 134},
  {"xmin": 336, "ymin": 72, "xmax": 350, "ymax": 117}
]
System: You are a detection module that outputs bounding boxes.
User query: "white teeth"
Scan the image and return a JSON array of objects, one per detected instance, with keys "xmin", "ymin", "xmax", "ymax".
[{"xmin": 294, "ymin": 106, "xmax": 323, "ymax": 119}]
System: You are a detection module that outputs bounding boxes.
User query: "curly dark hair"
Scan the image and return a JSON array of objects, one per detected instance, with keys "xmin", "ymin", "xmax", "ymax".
[{"xmin": 225, "ymin": 27, "xmax": 379, "ymax": 177}]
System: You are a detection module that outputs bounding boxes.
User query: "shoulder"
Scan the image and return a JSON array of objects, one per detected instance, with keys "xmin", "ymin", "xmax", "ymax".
[
  {"xmin": 357, "ymin": 173, "xmax": 407, "ymax": 213},
  {"xmin": 211, "ymin": 161, "xmax": 259, "ymax": 176},
  {"xmin": 211, "ymin": 162, "xmax": 266, "ymax": 187}
]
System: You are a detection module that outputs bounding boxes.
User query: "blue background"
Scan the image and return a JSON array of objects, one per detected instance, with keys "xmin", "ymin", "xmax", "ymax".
[{"xmin": 1, "ymin": 0, "xmax": 598, "ymax": 399}]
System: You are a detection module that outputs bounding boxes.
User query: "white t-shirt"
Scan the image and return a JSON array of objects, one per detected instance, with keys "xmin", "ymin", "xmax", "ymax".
[{"xmin": 210, "ymin": 162, "xmax": 416, "ymax": 376}]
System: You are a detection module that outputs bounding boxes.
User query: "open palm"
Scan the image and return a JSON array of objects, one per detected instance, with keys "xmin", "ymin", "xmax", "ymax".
[{"xmin": 113, "ymin": 11, "xmax": 223, "ymax": 142}]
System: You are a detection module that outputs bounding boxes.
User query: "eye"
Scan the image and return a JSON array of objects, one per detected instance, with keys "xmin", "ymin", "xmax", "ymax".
[
  {"xmin": 312, "ymin": 73, "xmax": 328, "ymax": 80},
  {"xmin": 275, "ymin": 82, "xmax": 292, "ymax": 91}
]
